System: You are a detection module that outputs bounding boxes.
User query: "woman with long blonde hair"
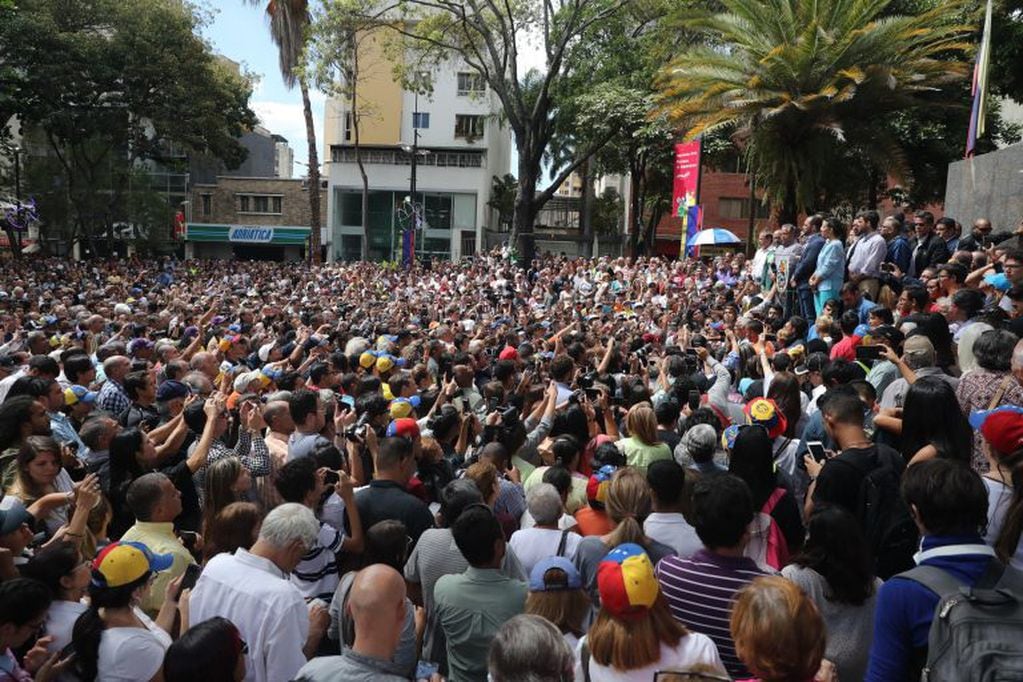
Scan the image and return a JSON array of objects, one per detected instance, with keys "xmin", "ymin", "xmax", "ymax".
[
  {"xmin": 576, "ymin": 544, "xmax": 724, "ymax": 681},
  {"xmin": 573, "ymin": 467, "xmax": 676, "ymax": 606},
  {"xmin": 616, "ymin": 403, "xmax": 672, "ymax": 473}
]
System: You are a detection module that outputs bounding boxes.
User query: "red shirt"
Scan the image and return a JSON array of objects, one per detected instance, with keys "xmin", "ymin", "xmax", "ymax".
[{"xmin": 830, "ymin": 334, "xmax": 861, "ymax": 361}]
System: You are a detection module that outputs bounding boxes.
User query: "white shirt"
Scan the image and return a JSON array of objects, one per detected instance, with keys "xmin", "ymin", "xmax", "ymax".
[
  {"xmin": 97, "ymin": 609, "xmax": 171, "ymax": 682},
  {"xmin": 0, "ymin": 368, "xmax": 25, "ymax": 404},
  {"xmin": 574, "ymin": 633, "xmax": 723, "ymax": 682},
  {"xmin": 847, "ymin": 231, "xmax": 887, "ymax": 277},
  {"xmin": 643, "ymin": 512, "xmax": 703, "ymax": 559},
  {"xmin": 45, "ymin": 599, "xmax": 87, "ymax": 682},
  {"xmin": 189, "ymin": 549, "xmax": 310, "ymax": 682},
  {"xmin": 508, "ymin": 527, "xmax": 581, "ymax": 577}
]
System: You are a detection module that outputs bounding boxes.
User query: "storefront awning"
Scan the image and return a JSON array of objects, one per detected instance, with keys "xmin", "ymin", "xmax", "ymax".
[{"xmin": 185, "ymin": 223, "xmax": 310, "ymax": 246}]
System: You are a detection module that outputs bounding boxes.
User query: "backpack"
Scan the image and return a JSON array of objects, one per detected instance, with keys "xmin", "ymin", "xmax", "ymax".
[
  {"xmin": 745, "ymin": 488, "xmax": 790, "ymax": 571},
  {"xmin": 833, "ymin": 446, "xmax": 918, "ymax": 579},
  {"xmin": 900, "ymin": 561, "xmax": 1023, "ymax": 681}
]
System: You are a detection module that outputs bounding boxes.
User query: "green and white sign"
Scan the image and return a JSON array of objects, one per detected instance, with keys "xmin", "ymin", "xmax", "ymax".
[{"xmin": 185, "ymin": 223, "xmax": 310, "ymax": 245}]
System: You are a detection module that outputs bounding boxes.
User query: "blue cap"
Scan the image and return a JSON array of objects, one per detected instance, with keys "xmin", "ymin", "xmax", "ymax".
[
  {"xmin": 854, "ymin": 324, "xmax": 871, "ymax": 337},
  {"xmin": 969, "ymin": 405, "xmax": 1023, "ymax": 430},
  {"xmin": 156, "ymin": 380, "xmax": 190, "ymax": 402},
  {"xmin": 529, "ymin": 556, "xmax": 582, "ymax": 592},
  {"xmin": 984, "ymin": 272, "xmax": 1012, "ymax": 292}
]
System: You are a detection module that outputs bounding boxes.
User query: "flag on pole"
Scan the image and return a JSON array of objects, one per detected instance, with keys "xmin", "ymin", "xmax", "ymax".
[
  {"xmin": 401, "ymin": 229, "xmax": 415, "ymax": 268},
  {"xmin": 966, "ymin": 0, "xmax": 994, "ymax": 157},
  {"xmin": 682, "ymin": 201, "xmax": 703, "ymax": 258}
]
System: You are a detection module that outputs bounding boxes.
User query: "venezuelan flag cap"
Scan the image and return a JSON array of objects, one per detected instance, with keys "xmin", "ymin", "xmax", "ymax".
[
  {"xmin": 586, "ymin": 465, "xmax": 617, "ymax": 506},
  {"xmin": 91, "ymin": 541, "xmax": 174, "ymax": 589},
  {"xmin": 596, "ymin": 543, "xmax": 659, "ymax": 621}
]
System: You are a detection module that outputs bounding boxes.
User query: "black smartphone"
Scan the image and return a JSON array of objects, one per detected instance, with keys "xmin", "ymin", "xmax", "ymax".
[
  {"xmin": 584, "ymin": 387, "xmax": 601, "ymax": 401},
  {"xmin": 687, "ymin": 389, "xmax": 701, "ymax": 412},
  {"xmin": 856, "ymin": 345, "xmax": 884, "ymax": 362},
  {"xmin": 176, "ymin": 563, "xmax": 202, "ymax": 600},
  {"xmin": 807, "ymin": 441, "xmax": 827, "ymax": 463}
]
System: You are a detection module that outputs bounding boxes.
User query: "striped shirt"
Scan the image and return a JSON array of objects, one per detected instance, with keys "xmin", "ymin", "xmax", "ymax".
[
  {"xmin": 291, "ymin": 521, "xmax": 346, "ymax": 600},
  {"xmin": 655, "ymin": 549, "xmax": 771, "ymax": 677}
]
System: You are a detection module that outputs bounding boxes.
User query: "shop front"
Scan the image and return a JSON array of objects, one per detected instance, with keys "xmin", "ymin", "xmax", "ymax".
[{"xmin": 184, "ymin": 223, "xmax": 310, "ymax": 261}]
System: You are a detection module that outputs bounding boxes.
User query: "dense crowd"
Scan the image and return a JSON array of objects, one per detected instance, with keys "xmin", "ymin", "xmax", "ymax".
[{"xmin": 0, "ymin": 208, "xmax": 1021, "ymax": 682}]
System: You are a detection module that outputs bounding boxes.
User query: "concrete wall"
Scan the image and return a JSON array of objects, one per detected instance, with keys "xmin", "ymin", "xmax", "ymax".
[{"xmin": 945, "ymin": 143, "xmax": 1023, "ymax": 233}]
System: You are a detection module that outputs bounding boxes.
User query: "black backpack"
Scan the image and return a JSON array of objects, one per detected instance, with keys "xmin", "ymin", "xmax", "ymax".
[{"xmin": 834, "ymin": 446, "xmax": 918, "ymax": 579}]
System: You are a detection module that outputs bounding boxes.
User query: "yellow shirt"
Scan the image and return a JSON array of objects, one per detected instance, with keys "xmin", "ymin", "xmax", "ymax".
[{"xmin": 120, "ymin": 521, "xmax": 196, "ymax": 617}]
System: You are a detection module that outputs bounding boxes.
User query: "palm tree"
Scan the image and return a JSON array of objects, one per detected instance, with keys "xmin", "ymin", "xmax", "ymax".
[
  {"xmin": 246, "ymin": 0, "xmax": 322, "ymax": 263},
  {"xmin": 657, "ymin": 0, "xmax": 973, "ymax": 222}
]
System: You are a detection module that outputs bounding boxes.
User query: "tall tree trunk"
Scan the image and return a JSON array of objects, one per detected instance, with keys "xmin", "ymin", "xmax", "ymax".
[
  {"xmin": 300, "ymin": 79, "xmax": 322, "ymax": 264},
  {"xmin": 579, "ymin": 158, "xmax": 593, "ymax": 258},
  {"xmin": 628, "ymin": 160, "xmax": 642, "ymax": 257},
  {"xmin": 778, "ymin": 176, "xmax": 797, "ymax": 227},
  {"xmin": 511, "ymin": 154, "xmax": 538, "ymax": 266},
  {"xmin": 867, "ymin": 167, "xmax": 879, "ymax": 209}
]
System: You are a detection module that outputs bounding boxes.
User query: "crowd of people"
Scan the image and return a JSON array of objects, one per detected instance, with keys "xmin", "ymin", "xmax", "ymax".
[{"xmin": 0, "ymin": 207, "xmax": 1021, "ymax": 682}]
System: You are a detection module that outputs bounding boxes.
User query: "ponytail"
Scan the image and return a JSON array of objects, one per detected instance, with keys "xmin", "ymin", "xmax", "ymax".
[
  {"xmin": 996, "ymin": 448, "xmax": 1023, "ymax": 564},
  {"xmin": 607, "ymin": 515, "xmax": 645, "ymax": 548},
  {"xmin": 605, "ymin": 468, "xmax": 653, "ymax": 550},
  {"xmin": 72, "ymin": 573, "xmax": 151, "ymax": 681},
  {"xmin": 71, "ymin": 607, "xmax": 104, "ymax": 681}
]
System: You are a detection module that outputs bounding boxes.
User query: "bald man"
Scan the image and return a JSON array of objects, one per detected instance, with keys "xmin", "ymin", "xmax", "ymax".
[{"xmin": 294, "ymin": 565, "xmax": 409, "ymax": 682}]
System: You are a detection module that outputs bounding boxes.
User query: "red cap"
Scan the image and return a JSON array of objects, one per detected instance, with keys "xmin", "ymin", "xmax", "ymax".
[
  {"xmin": 386, "ymin": 418, "xmax": 421, "ymax": 439},
  {"xmin": 498, "ymin": 346, "xmax": 519, "ymax": 361},
  {"xmin": 971, "ymin": 407, "xmax": 1023, "ymax": 455}
]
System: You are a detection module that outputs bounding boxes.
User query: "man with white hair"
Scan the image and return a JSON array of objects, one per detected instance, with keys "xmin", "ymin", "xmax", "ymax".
[
  {"xmin": 96, "ymin": 355, "xmax": 131, "ymax": 415},
  {"xmin": 189, "ymin": 503, "xmax": 330, "ymax": 682},
  {"xmin": 508, "ymin": 483, "xmax": 581, "ymax": 576}
]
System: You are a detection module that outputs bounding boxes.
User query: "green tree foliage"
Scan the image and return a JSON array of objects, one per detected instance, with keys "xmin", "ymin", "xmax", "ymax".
[
  {"xmin": 0, "ymin": 0, "xmax": 255, "ymax": 253},
  {"xmin": 385, "ymin": 0, "xmax": 636, "ymax": 264},
  {"xmin": 657, "ymin": 0, "xmax": 975, "ymax": 222}
]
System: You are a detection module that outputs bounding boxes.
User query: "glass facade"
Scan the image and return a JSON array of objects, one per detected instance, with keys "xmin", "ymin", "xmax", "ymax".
[{"xmin": 333, "ymin": 189, "xmax": 476, "ymax": 262}]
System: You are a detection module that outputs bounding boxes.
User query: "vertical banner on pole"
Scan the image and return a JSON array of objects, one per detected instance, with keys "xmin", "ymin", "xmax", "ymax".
[
  {"xmin": 672, "ymin": 140, "xmax": 702, "ymax": 258},
  {"xmin": 402, "ymin": 229, "xmax": 415, "ymax": 268}
]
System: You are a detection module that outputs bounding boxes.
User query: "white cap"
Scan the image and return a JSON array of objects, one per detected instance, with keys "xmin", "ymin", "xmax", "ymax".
[
  {"xmin": 258, "ymin": 342, "xmax": 276, "ymax": 363},
  {"xmin": 233, "ymin": 370, "xmax": 263, "ymax": 393}
]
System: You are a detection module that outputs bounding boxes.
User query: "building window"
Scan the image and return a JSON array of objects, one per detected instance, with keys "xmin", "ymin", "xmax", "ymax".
[
  {"xmin": 718, "ymin": 197, "xmax": 769, "ymax": 220},
  {"xmin": 454, "ymin": 114, "xmax": 485, "ymax": 139},
  {"xmin": 424, "ymin": 194, "xmax": 453, "ymax": 230},
  {"xmin": 200, "ymin": 193, "xmax": 212, "ymax": 217},
  {"xmin": 344, "ymin": 112, "xmax": 353, "ymax": 142},
  {"xmin": 331, "ymin": 147, "xmax": 485, "ymax": 168},
  {"xmin": 456, "ymin": 72, "xmax": 486, "ymax": 96},
  {"xmin": 238, "ymin": 194, "xmax": 282, "ymax": 214},
  {"xmin": 412, "ymin": 112, "xmax": 430, "ymax": 129}
]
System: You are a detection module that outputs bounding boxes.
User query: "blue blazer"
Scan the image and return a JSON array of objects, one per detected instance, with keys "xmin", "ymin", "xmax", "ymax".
[
  {"xmin": 814, "ymin": 239, "xmax": 845, "ymax": 293},
  {"xmin": 792, "ymin": 234, "xmax": 825, "ymax": 285}
]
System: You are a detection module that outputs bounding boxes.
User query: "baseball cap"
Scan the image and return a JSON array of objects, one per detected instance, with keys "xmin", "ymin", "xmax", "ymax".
[
  {"xmin": 127, "ymin": 338, "xmax": 153, "ymax": 355},
  {"xmin": 744, "ymin": 397, "xmax": 787, "ymax": 440},
  {"xmin": 498, "ymin": 346, "xmax": 519, "ymax": 361},
  {"xmin": 64, "ymin": 385, "xmax": 98, "ymax": 406},
  {"xmin": 376, "ymin": 355, "xmax": 395, "ymax": 373},
  {"xmin": 983, "ymin": 273, "xmax": 1012, "ymax": 292},
  {"xmin": 91, "ymin": 541, "xmax": 174, "ymax": 588},
  {"xmin": 529, "ymin": 556, "xmax": 582, "ymax": 592},
  {"xmin": 596, "ymin": 543, "xmax": 660, "ymax": 621},
  {"xmin": 586, "ymin": 464, "xmax": 617, "ymax": 508},
  {"xmin": 359, "ymin": 351, "xmax": 377, "ymax": 369},
  {"xmin": 389, "ymin": 396, "xmax": 421, "ymax": 419},
  {"xmin": 257, "ymin": 341, "xmax": 277, "ymax": 363},
  {"xmin": 233, "ymin": 370, "xmax": 264, "ymax": 393},
  {"xmin": 970, "ymin": 406, "xmax": 1023, "ymax": 455},
  {"xmin": 386, "ymin": 417, "xmax": 421, "ymax": 439},
  {"xmin": 903, "ymin": 335, "xmax": 935, "ymax": 366},
  {"xmin": 0, "ymin": 506, "xmax": 31, "ymax": 536},
  {"xmin": 156, "ymin": 380, "xmax": 190, "ymax": 403}
]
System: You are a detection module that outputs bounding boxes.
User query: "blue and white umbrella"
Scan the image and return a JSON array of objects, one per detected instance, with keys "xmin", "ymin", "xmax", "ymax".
[{"xmin": 686, "ymin": 228, "xmax": 742, "ymax": 247}]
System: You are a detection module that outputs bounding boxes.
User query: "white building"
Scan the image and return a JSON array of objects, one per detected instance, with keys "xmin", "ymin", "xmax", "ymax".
[
  {"xmin": 324, "ymin": 41, "xmax": 511, "ymax": 262},
  {"xmin": 272, "ymin": 134, "xmax": 294, "ymax": 179}
]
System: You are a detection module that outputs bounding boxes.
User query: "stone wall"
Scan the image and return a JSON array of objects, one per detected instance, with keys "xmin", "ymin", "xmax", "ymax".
[{"xmin": 945, "ymin": 143, "xmax": 1023, "ymax": 233}]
